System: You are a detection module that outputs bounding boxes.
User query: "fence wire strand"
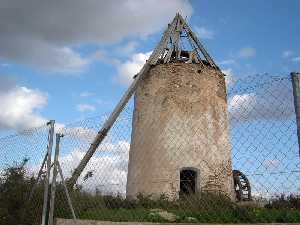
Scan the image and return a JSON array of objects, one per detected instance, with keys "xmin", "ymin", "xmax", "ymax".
[{"xmin": 1, "ymin": 73, "xmax": 300, "ymax": 224}]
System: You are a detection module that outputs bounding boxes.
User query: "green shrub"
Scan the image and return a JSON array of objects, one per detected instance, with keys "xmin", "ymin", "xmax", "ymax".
[
  {"xmin": 0, "ymin": 158, "xmax": 44, "ymax": 225},
  {"xmin": 266, "ymin": 194, "xmax": 300, "ymax": 210}
]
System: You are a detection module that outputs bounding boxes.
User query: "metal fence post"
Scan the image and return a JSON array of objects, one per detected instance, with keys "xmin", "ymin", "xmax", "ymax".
[
  {"xmin": 291, "ymin": 72, "xmax": 300, "ymax": 156},
  {"xmin": 41, "ymin": 120, "xmax": 55, "ymax": 225},
  {"xmin": 48, "ymin": 133, "xmax": 62, "ymax": 225}
]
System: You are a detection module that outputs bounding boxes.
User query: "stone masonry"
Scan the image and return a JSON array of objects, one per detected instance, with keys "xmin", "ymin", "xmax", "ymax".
[{"xmin": 126, "ymin": 62, "xmax": 235, "ymax": 200}]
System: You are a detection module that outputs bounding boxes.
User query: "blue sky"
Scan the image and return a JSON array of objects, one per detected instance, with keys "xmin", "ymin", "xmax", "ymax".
[{"xmin": 1, "ymin": 0, "xmax": 300, "ymax": 134}]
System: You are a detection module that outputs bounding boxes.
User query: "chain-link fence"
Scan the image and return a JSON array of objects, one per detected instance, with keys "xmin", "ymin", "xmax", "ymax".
[
  {"xmin": 1, "ymin": 73, "xmax": 300, "ymax": 225},
  {"xmin": 0, "ymin": 125, "xmax": 50, "ymax": 225}
]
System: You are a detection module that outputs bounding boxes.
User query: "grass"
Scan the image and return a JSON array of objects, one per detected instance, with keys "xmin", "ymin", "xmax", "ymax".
[
  {"xmin": 65, "ymin": 207, "xmax": 300, "ymax": 223},
  {"xmin": 80, "ymin": 208, "xmax": 168, "ymax": 222},
  {"xmin": 1, "ymin": 159, "xmax": 300, "ymax": 224},
  {"xmin": 53, "ymin": 191, "xmax": 300, "ymax": 223}
]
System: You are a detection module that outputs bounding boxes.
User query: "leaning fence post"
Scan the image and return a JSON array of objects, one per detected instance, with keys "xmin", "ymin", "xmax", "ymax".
[
  {"xmin": 291, "ymin": 72, "xmax": 300, "ymax": 156},
  {"xmin": 48, "ymin": 133, "xmax": 63, "ymax": 225},
  {"xmin": 41, "ymin": 120, "xmax": 55, "ymax": 225},
  {"xmin": 57, "ymin": 161, "xmax": 77, "ymax": 225}
]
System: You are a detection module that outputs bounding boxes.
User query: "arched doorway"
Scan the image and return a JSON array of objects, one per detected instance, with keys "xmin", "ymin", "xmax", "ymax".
[{"xmin": 180, "ymin": 169, "xmax": 197, "ymax": 195}]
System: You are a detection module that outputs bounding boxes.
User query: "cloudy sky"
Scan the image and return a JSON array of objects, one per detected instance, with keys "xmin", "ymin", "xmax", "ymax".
[
  {"xmin": 1, "ymin": 0, "xmax": 300, "ymax": 197},
  {"xmin": 0, "ymin": 0, "xmax": 300, "ymax": 134}
]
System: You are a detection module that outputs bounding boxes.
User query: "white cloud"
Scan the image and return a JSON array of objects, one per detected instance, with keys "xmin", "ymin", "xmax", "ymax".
[
  {"xmin": 76, "ymin": 104, "xmax": 96, "ymax": 113},
  {"xmin": 57, "ymin": 125, "xmax": 98, "ymax": 143},
  {"xmin": 1, "ymin": 39, "xmax": 90, "ymax": 73},
  {"xmin": 222, "ymin": 68, "xmax": 237, "ymax": 89},
  {"xmin": 115, "ymin": 41, "xmax": 139, "ymax": 56},
  {"xmin": 0, "ymin": 76, "xmax": 47, "ymax": 131},
  {"xmin": 229, "ymin": 93, "xmax": 256, "ymax": 121},
  {"xmin": 228, "ymin": 82, "xmax": 293, "ymax": 123},
  {"xmin": 58, "ymin": 140, "xmax": 130, "ymax": 195},
  {"xmin": 1, "ymin": 63, "xmax": 10, "ymax": 67},
  {"xmin": 263, "ymin": 159, "xmax": 280, "ymax": 171},
  {"xmin": 238, "ymin": 47, "xmax": 256, "ymax": 58},
  {"xmin": 114, "ymin": 51, "xmax": 152, "ymax": 85},
  {"xmin": 79, "ymin": 92, "xmax": 95, "ymax": 98},
  {"xmin": 195, "ymin": 26, "xmax": 215, "ymax": 39},
  {"xmin": 0, "ymin": 0, "xmax": 192, "ymax": 72},
  {"xmin": 50, "ymin": 47, "xmax": 90, "ymax": 73},
  {"xmin": 219, "ymin": 59, "xmax": 236, "ymax": 65},
  {"xmin": 282, "ymin": 50, "xmax": 294, "ymax": 58},
  {"xmin": 222, "ymin": 68, "xmax": 233, "ymax": 77},
  {"xmin": 292, "ymin": 57, "xmax": 300, "ymax": 63}
]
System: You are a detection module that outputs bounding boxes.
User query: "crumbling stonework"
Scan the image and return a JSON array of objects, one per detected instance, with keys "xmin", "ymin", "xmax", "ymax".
[{"xmin": 126, "ymin": 62, "xmax": 235, "ymax": 200}]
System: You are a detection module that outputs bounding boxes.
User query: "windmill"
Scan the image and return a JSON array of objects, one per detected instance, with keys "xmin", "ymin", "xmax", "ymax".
[{"xmin": 67, "ymin": 13, "xmax": 235, "ymax": 200}]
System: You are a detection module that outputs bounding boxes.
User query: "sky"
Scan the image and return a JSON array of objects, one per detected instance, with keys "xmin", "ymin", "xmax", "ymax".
[
  {"xmin": 0, "ymin": 0, "xmax": 300, "ymax": 134},
  {"xmin": 0, "ymin": 0, "xmax": 300, "ymax": 197}
]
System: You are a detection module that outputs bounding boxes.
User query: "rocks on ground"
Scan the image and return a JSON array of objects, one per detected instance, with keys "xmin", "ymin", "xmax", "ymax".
[{"xmin": 149, "ymin": 209, "xmax": 177, "ymax": 222}]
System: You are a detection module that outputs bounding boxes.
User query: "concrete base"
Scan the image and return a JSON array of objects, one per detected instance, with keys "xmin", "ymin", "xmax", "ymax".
[{"xmin": 56, "ymin": 218, "xmax": 297, "ymax": 225}]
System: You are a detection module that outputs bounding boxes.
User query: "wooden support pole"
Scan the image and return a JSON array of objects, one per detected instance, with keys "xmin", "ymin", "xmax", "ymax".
[
  {"xmin": 67, "ymin": 15, "xmax": 179, "ymax": 188},
  {"xmin": 163, "ymin": 16, "xmax": 181, "ymax": 63},
  {"xmin": 178, "ymin": 14, "xmax": 219, "ymax": 70},
  {"xmin": 291, "ymin": 72, "xmax": 300, "ymax": 157}
]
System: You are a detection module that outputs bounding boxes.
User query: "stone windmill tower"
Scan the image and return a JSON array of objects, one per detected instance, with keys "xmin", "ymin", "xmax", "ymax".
[
  {"xmin": 67, "ymin": 13, "xmax": 235, "ymax": 200},
  {"xmin": 126, "ymin": 14, "xmax": 235, "ymax": 200}
]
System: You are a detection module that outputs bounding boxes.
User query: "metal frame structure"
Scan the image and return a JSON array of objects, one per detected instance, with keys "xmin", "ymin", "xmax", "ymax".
[
  {"xmin": 48, "ymin": 133, "xmax": 77, "ymax": 225},
  {"xmin": 41, "ymin": 120, "xmax": 55, "ymax": 225},
  {"xmin": 19, "ymin": 121, "xmax": 55, "ymax": 225},
  {"xmin": 20, "ymin": 122, "xmax": 77, "ymax": 225}
]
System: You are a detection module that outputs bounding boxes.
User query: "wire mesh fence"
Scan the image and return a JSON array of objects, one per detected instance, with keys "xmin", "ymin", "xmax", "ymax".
[
  {"xmin": 0, "ymin": 124, "xmax": 50, "ymax": 225},
  {"xmin": 1, "ymin": 72, "xmax": 300, "ymax": 225}
]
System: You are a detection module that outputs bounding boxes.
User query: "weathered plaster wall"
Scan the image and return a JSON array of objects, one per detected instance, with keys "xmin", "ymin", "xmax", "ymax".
[{"xmin": 126, "ymin": 62, "xmax": 235, "ymax": 200}]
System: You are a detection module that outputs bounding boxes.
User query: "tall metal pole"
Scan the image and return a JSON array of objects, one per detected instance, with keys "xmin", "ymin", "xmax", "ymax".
[
  {"xmin": 291, "ymin": 72, "xmax": 300, "ymax": 156},
  {"xmin": 48, "ymin": 133, "xmax": 63, "ymax": 225},
  {"xmin": 41, "ymin": 120, "xmax": 55, "ymax": 225}
]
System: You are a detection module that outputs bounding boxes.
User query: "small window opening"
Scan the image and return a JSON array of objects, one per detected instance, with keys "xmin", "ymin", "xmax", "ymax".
[{"xmin": 180, "ymin": 169, "xmax": 197, "ymax": 195}]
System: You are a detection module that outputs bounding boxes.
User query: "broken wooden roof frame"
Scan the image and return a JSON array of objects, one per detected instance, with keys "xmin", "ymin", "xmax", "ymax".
[{"xmin": 67, "ymin": 13, "xmax": 220, "ymax": 188}]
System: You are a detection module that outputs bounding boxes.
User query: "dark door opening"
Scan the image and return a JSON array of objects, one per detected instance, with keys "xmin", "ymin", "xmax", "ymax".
[{"xmin": 180, "ymin": 169, "xmax": 197, "ymax": 195}]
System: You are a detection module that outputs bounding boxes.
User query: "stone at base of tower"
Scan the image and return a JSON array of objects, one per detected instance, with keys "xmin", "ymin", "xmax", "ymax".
[{"xmin": 126, "ymin": 62, "xmax": 235, "ymax": 201}]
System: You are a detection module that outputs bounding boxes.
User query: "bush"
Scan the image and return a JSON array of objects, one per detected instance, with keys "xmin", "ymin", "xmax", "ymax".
[
  {"xmin": 0, "ymin": 158, "xmax": 44, "ymax": 225},
  {"xmin": 266, "ymin": 194, "xmax": 300, "ymax": 210}
]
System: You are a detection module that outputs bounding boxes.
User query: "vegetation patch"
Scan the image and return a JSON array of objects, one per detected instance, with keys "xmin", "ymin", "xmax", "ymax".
[{"xmin": 1, "ymin": 159, "xmax": 300, "ymax": 225}]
